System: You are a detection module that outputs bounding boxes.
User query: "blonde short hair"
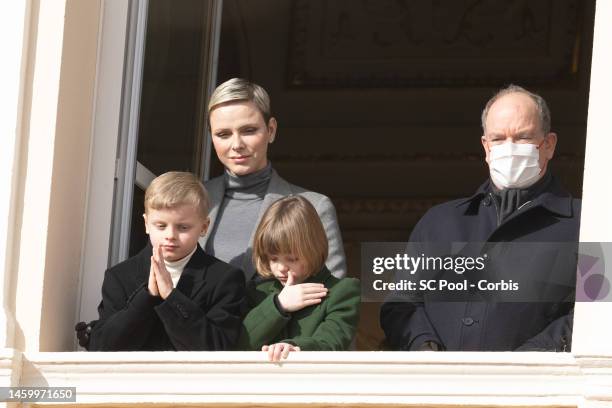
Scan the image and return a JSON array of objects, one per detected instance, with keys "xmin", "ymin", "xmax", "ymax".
[
  {"xmin": 208, "ymin": 78, "xmax": 272, "ymax": 123},
  {"xmin": 144, "ymin": 171, "xmax": 209, "ymax": 218},
  {"xmin": 253, "ymin": 196, "xmax": 328, "ymax": 279}
]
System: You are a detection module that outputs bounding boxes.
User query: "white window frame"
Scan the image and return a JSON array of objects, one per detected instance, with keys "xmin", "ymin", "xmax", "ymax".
[
  {"xmin": 78, "ymin": 0, "xmax": 223, "ymax": 325},
  {"xmin": 65, "ymin": 0, "xmax": 612, "ymax": 406}
]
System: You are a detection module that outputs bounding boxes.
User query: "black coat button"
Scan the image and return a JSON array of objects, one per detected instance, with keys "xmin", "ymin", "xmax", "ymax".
[
  {"xmin": 483, "ymin": 196, "xmax": 492, "ymax": 206},
  {"xmin": 462, "ymin": 317, "xmax": 475, "ymax": 326}
]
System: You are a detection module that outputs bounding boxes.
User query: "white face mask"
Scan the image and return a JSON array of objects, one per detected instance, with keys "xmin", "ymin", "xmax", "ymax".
[{"xmin": 488, "ymin": 142, "xmax": 542, "ymax": 189}]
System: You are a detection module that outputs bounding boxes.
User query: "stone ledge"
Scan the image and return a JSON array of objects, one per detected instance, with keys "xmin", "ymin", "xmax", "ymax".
[{"xmin": 10, "ymin": 351, "xmax": 610, "ymax": 406}]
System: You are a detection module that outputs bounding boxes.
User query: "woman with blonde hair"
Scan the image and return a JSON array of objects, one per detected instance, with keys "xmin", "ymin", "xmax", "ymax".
[{"xmin": 200, "ymin": 78, "xmax": 346, "ymax": 280}]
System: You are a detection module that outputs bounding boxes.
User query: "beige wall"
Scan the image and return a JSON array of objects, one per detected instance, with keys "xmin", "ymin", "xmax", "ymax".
[
  {"xmin": 0, "ymin": 1, "xmax": 30, "ymax": 351},
  {"xmin": 77, "ymin": 0, "xmax": 129, "ymax": 328},
  {"xmin": 40, "ymin": 0, "xmax": 101, "ymax": 352},
  {"xmin": 12, "ymin": 0, "xmax": 100, "ymax": 352},
  {"xmin": 573, "ymin": 0, "xmax": 612, "ymax": 356}
]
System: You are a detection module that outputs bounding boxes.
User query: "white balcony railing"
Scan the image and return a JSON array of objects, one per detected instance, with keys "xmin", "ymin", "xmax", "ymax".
[{"xmin": 0, "ymin": 350, "xmax": 609, "ymax": 406}]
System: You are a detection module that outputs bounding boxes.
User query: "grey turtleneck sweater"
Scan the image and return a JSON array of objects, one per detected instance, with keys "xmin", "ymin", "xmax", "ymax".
[{"xmin": 205, "ymin": 163, "xmax": 272, "ymax": 269}]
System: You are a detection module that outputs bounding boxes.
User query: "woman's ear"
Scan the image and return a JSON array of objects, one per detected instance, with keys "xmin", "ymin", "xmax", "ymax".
[{"xmin": 268, "ymin": 117, "xmax": 278, "ymax": 143}]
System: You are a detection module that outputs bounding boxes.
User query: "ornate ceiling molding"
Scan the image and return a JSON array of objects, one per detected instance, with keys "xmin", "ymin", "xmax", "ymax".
[{"xmin": 288, "ymin": 0, "xmax": 583, "ymax": 87}]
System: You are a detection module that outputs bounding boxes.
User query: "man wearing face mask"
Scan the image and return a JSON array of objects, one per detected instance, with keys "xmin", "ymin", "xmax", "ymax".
[{"xmin": 380, "ymin": 85, "xmax": 580, "ymax": 351}]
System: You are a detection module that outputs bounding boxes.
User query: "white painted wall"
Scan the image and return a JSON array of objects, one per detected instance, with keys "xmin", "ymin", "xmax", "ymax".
[
  {"xmin": 10, "ymin": 0, "xmax": 100, "ymax": 352},
  {"xmin": 0, "ymin": 1, "xmax": 30, "ymax": 350},
  {"xmin": 12, "ymin": 0, "xmax": 68, "ymax": 352},
  {"xmin": 573, "ymin": 0, "xmax": 612, "ymax": 356},
  {"xmin": 76, "ymin": 0, "xmax": 129, "ymax": 336}
]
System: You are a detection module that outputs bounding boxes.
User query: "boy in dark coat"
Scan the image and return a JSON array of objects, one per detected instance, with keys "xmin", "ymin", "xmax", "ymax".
[{"xmin": 82, "ymin": 171, "xmax": 245, "ymax": 351}]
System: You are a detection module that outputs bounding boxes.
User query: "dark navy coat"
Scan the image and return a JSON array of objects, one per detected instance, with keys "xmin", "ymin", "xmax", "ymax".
[
  {"xmin": 380, "ymin": 176, "xmax": 581, "ymax": 351},
  {"xmin": 89, "ymin": 244, "xmax": 245, "ymax": 351}
]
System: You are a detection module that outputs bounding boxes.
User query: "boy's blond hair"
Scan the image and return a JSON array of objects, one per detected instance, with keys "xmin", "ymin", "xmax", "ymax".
[
  {"xmin": 208, "ymin": 78, "xmax": 272, "ymax": 123},
  {"xmin": 253, "ymin": 196, "xmax": 328, "ymax": 279},
  {"xmin": 144, "ymin": 171, "xmax": 209, "ymax": 218}
]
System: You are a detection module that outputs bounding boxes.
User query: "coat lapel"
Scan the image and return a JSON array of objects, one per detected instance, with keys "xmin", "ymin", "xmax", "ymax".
[
  {"xmin": 134, "ymin": 243, "xmax": 153, "ymax": 285},
  {"xmin": 176, "ymin": 246, "xmax": 208, "ymax": 298},
  {"xmin": 291, "ymin": 268, "xmax": 331, "ymax": 319}
]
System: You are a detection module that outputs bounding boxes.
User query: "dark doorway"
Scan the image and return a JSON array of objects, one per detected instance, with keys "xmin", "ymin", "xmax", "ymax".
[
  {"xmin": 215, "ymin": 0, "xmax": 595, "ymax": 350},
  {"xmin": 125, "ymin": 0, "xmax": 595, "ymax": 350}
]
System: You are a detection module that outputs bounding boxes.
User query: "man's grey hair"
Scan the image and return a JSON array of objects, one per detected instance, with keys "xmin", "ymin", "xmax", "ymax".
[{"xmin": 481, "ymin": 84, "xmax": 551, "ymax": 135}]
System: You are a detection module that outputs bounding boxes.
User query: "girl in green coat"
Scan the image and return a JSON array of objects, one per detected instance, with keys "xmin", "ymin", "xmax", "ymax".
[{"xmin": 238, "ymin": 196, "xmax": 360, "ymax": 361}]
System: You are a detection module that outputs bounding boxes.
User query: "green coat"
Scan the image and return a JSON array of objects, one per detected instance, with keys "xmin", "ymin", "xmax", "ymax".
[{"xmin": 238, "ymin": 267, "xmax": 360, "ymax": 351}]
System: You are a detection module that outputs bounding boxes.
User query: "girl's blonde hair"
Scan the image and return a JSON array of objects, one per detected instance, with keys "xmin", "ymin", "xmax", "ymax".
[
  {"xmin": 253, "ymin": 196, "xmax": 328, "ymax": 278},
  {"xmin": 144, "ymin": 171, "xmax": 209, "ymax": 218}
]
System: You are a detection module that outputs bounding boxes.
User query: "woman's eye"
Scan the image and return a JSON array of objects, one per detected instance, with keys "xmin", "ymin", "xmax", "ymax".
[{"xmin": 214, "ymin": 132, "xmax": 230, "ymax": 139}]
